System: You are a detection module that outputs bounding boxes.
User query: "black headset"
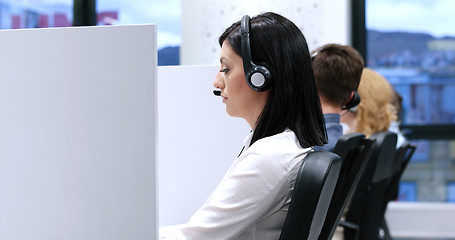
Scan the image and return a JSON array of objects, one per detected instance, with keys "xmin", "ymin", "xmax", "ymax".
[
  {"xmin": 311, "ymin": 47, "xmax": 361, "ymax": 110},
  {"xmin": 343, "ymin": 91, "xmax": 361, "ymax": 110},
  {"xmin": 240, "ymin": 15, "xmax": 272, "ymax": 92}
]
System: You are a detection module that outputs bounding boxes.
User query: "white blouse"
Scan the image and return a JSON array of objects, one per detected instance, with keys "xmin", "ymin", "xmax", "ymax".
[{"xmin": 159, "ymin": 129, "xmax": 312, "ymax": 240}]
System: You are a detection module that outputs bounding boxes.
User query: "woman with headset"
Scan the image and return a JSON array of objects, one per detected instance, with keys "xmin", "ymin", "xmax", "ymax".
[{"xmin": 160, "ymin": 12, "xmax": 326, "ymax": 239}]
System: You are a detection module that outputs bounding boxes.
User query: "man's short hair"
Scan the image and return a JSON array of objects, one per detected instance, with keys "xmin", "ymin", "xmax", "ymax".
[{"xmin": 312, "ymin": 44, "xmax": 364, "ymax": 107}]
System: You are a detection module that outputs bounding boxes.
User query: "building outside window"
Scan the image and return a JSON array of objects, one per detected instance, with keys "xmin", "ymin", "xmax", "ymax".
[
  {"xmin": 0, "ymin": 0, "xmax": 72, "ymax": 29},
  {"xmin": 0, "ymin": 0, "xmax": 181, "ymax": 65},
  {"xmin": 367, "ymin": 0, "xmax": 455, "ymax": 202},
  {"xmin": 97, "ymin": 0, "xmax": 181, "ymax": 65},
  {"xmin": 448, "ymin": 182, "xmax": 455, "ymax": 202}
]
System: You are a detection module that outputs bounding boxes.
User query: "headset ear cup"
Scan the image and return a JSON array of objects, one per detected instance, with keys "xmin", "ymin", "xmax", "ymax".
[
  {"xmin": 250, "ymin": 72, "xmax": 265, "ymax": 88},
  {"xmin": 247, "ymin": 65, "xmax": 272, "ymax": 91},
  {"xmin": 343, "ymin": 91, "xmax": 361, "ymax": 110}
]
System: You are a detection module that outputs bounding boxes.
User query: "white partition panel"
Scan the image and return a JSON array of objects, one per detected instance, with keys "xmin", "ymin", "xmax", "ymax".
[
  {"xmin": 0, "ymin": 25, "xmax": 157, "ymax": 240},
  {"xmin": 386, "ymin": 202, "xmax": 455, "ymax": 239},
  {"xmin": 157, "ymin": 65, "xmax": 250, "ymax": 226}
]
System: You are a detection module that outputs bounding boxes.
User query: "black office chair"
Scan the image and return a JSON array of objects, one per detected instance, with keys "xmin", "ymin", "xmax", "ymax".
[
  {"xmin": 342, "ymin": 131, "xmax": 398, "ymax": 240},
  {"xmin": 317, "ymin": 133, "xmax": 375, "ymax": 240},
  {"xmin": 379, "ymin": 142, "xmax": 416, "ymax": 240},
  {"xmin": 279, "ymin": 151, "xmax": 342, "ymax": 240}
]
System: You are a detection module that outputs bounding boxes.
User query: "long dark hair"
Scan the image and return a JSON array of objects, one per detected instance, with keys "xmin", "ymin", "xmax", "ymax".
[{"xmin": 219, "ymin": 12, "xmax": 326, "ymax": 148}]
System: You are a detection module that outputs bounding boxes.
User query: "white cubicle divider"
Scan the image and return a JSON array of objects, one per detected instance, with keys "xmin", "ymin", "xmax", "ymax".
[
  {"xmin": 0, "ymin": 25, "xmax": 157, "ymax": 240},
  {"xmin": 386, "ymin": 202, "xmax": 455, "ymax": 239},
  {"xmin": 157, "ymin": 65, "xmax": 250, "ymax": 227}
]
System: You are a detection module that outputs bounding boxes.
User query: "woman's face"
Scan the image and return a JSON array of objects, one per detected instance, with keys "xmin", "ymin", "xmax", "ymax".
[{"xmin": 213, "ymin": 40, "xmax": 269, "ymax": 128}]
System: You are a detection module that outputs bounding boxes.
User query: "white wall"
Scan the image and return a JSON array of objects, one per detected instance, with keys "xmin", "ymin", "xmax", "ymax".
[
  {"xmin": 181, "ymin": 0, "xmax": 351, "ymax": 65},
  {"xmin": 157, "ymin": 65, "xmax": 250, "ymax": 226}
]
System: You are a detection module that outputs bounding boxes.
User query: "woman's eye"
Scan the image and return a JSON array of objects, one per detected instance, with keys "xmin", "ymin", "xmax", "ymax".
[{"xmin": 220, "ymin": 68, "xmax": 229, "ymax": 74}]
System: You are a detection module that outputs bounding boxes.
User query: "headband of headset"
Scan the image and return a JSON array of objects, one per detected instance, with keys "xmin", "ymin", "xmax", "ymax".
[{"xmin": 241, "ymin": 15, "xmax": 272, "ymax": 92}]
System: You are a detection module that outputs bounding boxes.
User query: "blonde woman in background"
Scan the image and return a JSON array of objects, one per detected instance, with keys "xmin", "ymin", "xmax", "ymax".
[{"xmin": 341, "ymin": 68, "xmax": 397, "ymax": 137}]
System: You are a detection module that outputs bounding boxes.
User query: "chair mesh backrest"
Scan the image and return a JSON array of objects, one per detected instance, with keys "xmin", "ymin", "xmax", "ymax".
[
  {"xmin": 378, "ymin": 142, "xmax": 417, "ymax": 240},
  {"xmin": 344, "ymin": 131, "xmax": 398, "ymax": 240},
  {"xmin": 279, "ymin": 151, "xmax": 342, "ymax": 240},
  {"xmin": 318, "ymin": 133, "xmax": 375, "ymax": 240},
  {"xmin": 380, "ymin": 142, "xmax": 416, "ymax": 215}
]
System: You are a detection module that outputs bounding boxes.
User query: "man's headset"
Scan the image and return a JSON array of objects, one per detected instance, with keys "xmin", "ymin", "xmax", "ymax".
[
  {"xmin": 343, "ymin": 90, "xmax": 361, "ymax": 110},
  {"xmin": 311, "ymin": 48, "xmax": 361, "ymax": 110},
  {"xmin": 240, "ymin": 15, "xmax": 272, "ymax": 92}
]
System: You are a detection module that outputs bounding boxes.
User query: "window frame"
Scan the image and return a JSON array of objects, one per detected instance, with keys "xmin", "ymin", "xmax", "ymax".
[{"xmin": 73, "ymin": 0, "xmax": 96, "ymax": 26}]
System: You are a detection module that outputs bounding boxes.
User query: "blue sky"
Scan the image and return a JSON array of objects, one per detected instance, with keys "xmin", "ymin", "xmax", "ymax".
[
  {"xmin": 96, "ymin": 0, "xmax": 181, "ymax": 49},
  {"xmin": 367, "ymin": 0, "xmax": 455, "ymax": 38}
]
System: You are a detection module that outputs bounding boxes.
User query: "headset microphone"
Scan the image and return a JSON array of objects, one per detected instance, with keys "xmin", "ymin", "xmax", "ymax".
[{"xmin": 213, "ymin": 90, "xmax": 221, "ymax": 96}]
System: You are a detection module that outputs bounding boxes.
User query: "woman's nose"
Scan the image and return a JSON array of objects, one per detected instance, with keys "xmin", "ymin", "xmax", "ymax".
[{"xmin": 213, "ymin": 71, "xmax": 225, "ymax": 89}]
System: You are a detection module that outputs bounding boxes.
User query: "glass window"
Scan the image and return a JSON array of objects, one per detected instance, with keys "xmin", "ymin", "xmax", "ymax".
[
  {"xmin": 366, "ymin": 0, "xmax": 455, "ymax": 202},
  {"xmin": 398, "ymin": 181, "xmax": 417, "ymax": 202},
  {"xmin": 0, "ymin": 0, "xmax": 73, "ymax": 29},
  {"xmin": 408, "ymin": 140, "xmax": 429, "ymax": 163},
  {"xmin": 0, "ymin": 0, "xmax": 181, "ymax": 66},
  {"xmin": 366, "ymin": 0, "xmax": 455, "ymax": 125},
  {"xmin": 97, "ymin": 0, "xmax": 181, "ymax": 65},
  {"xmin": 448, "ymin": 182, "xmax": 455, "ymax": 202},
  {"xmin": 400, "ymin": 139, "xmax": 455, "ymax": 202}
]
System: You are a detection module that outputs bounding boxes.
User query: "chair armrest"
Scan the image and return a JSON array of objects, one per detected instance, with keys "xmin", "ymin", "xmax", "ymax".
[{"xmin": 339, "ymin": 220, "xmax": 359, "ymax": 240}]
